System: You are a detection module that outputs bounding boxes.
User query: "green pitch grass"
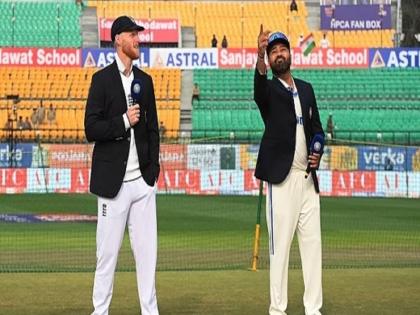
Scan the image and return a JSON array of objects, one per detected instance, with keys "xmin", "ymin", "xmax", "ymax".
[
  {"xmin": 1, "ymin": 269, "xmax": 420, "ymax": 315},
  {"xmin": 1, "ymin": 195, "xmax": 420, "ymax": 272},
  {"xmin": 1, "ymin": 194, "xmax": 419, "ymax": 314}
]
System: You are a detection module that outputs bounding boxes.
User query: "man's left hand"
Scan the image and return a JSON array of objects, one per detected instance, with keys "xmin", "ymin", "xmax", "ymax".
[{"xmin": 308, "ymin": 153, "xmax": 321, "ymax": 169}]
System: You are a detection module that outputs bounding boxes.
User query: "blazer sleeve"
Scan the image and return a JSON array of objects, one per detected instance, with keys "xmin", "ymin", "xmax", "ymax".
[
  {"xmin": 253, "ymin": 68, "xmax": 270, "ymax": 114},
  {"xmin": 84, "ymin": 73, "xmax": 126, "ymax": 142},
  {"xmin": 146, "ymin": 76, "xmax": 160, "ymax": 173},
  {"xmin": 309, "ymin": 84, "xmax": 324, "ymax": 137},
  {"xmin": 309, "ymin": 84, "xmax": 324, "ymax": 172}
]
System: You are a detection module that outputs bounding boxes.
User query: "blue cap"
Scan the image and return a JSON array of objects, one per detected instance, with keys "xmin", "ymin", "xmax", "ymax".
[{"xmin": 267, "ymin": 32, "xmax": 290, "ymax": 53}]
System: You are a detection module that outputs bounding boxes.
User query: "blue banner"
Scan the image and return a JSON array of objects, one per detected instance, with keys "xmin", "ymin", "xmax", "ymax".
[
  {"xmin": 321, "ymin": 4, "xmax": 392, "ymax": 30},
  {"xmin": 82, "ymin": 48, "xmax": 150, "ymax": 68},
  {"xmin": 369, "ymin": 48, "xmax": 420, "ymax": 68},
  {"xmin": 150, "ymin": 48, "xmax": 218, "ymax": 69},
  {"xmin": 0, "ymin": 213, "xmax": 97, "ymax": 223},
  {"xmin": 0, "ymin": 214, "xmax": 42, "ymax": 223},
  {"xmin": 0, "ymin": 143, "xmax": 33, "ymax": 168},
  {"xmin": 358, "ymin": 146, "xmax": 416, "ymax": 171}
]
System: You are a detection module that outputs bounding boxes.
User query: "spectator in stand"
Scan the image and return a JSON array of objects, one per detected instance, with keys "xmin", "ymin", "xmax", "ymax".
[
  {"xmin": 211, "ymin": 34, "xmax": 218, "ymax": 47},
  {"xmin": 297, "ymin": 34, "xmax": 304, "ymax": 48},
  {"xmin": 4, "ymin": 115, "xmax": 13, "ymax": 130},
  {"xmin": 30, "ymin": 108, "xmax": 38, "ymax": 128},
  {"xmin": 36, "ymin": 101, "xmax": 46, "ymax": 125},
  {"xmin": 221, "ymin": 35, "xmax": 228, "ymax": 48},
  {"xmin": 159, "ymin": 121, "xmax": 167, "ymax": 141},
  {"xmin": 290, "ymin": 0, "xmax": 298, "ymax": 13},
  {"xmin": 326, "ymin": 113, "xmax": 334, "ymax": 140},
  {"xmin": 47, "ymin": 104, "xmax": 56, "ymax": 125},
  {"xmin": 192, "ymin": 83, "xmax": 200, "ymax": 101},
  {"xmin": 320, "ymin": 33, "xmax": 330, "ymax": 49},
  {"xmin": 75, "ymin": 0, "xmax": 85, "ymax": 9},
  {"xmin": 23, "ymin": 117, "xmax": 32, "ymax": 130},
  {"xmin": 16, "ymin": 116, "xmax": 25, "ymax": 129}
]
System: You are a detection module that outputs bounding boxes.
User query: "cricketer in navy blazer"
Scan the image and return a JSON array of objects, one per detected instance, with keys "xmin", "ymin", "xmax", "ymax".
[
  {"xmin": 85, "ymin": 61, "xmax": 160, "ymax": 198},
  {"xmin": 253, "ymin": 69, "xmax": 324, "ymax": 192}
]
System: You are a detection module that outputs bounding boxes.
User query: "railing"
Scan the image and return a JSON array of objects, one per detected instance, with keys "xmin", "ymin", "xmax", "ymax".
[{"xmin": 1, "ymin": 128, "xmax": 419, "ymax": 146}]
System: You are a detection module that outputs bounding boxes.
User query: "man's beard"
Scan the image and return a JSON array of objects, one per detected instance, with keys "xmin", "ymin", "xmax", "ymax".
[
  {"xmin": 123, "ymin": 44, "xmax": 139, "ymax": 60},
  {"xmin": 270, "ymin": 56, "xmax": 291, "ymax": 76}
]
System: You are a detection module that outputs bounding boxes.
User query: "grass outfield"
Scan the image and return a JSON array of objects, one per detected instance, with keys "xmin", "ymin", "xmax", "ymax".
[
  {"xmin": 1, "ymin": 195, "xmax": 420, "ymax": 272},
  {"xmin": 1, "ymin": 269, "xmax": 420, "ymax": 315}
]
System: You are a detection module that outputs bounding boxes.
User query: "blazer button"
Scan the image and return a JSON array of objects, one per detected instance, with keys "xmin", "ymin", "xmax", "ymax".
[
  {"xmin": 123, "ymin": 161, "xmax": 127, "ymax": 165},
  {"xmin": 127, "ymin": 137, "xmax": 131, "ymax": 141}
]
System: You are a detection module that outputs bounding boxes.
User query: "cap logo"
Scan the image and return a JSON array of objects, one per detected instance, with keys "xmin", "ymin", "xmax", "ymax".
[{"xmin": 268, "ymin": 32, "xmax": 289, "ymax": 45}]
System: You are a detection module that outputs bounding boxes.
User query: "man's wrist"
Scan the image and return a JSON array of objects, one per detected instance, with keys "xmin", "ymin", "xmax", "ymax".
[{"xmin": 124, "ymin": 112, "xmax": 132, "ymax": 128}]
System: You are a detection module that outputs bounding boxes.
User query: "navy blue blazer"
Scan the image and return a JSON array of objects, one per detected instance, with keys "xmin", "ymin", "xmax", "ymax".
[
  {"xmin": 254, "ymin": 69, "xmax": 324, "ymax": 192},
  {"xmin": 85, "ymin": 61, "xmax": 160, "ymax": 198}
]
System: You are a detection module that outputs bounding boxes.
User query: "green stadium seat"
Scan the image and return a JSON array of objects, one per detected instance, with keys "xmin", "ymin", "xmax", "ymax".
[
  {"xmin": 365, "ymin": 132, "xmax": 378, "ymax": 142},
  {"xmin": 410, "ymin": 132, "xmax": 420, "ymax": 145},
  {"xmin": 192, "ymin": 69, "xmax": 420, "ymax": 143},
  {"xmin": 394, "ymin": 132, "xmax": 409, "ymax": 144},
  {"xmin": 7, "ymin": 1, "xmax": 81, "ymax": 47}
]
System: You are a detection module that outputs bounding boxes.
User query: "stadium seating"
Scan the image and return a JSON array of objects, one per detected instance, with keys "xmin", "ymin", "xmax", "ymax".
[
  {"xmin": 0, "ymin": 67, "xmax": 181, "ymax": 141},
  {"xmin": 89, "ymin": 1, "xmax": 309, "ymax": 48},
  {"xmin": 192, "ymin": 68, "xmax": 420, "ymax": 144},
  {"xmin": 1, "ymin": 1, "xmax": 395, "ymax": 49},
  {"xmin": 312, "ymin": 29, "xmax": 395, "ymax": 49},
  {"xmin": 0, "ymin": 0, "xmax": 82, "ymax": 48},
  {"xmin": 0, "ymin": 1, "xmax": 13, "ymax": 47},
  {"xmin": 88, "ymin": 0, "xmax": 393, "ymax": 48},
  {"xmin": 0, "ymin": 1, "xmax": 405, "ymax": 144}
]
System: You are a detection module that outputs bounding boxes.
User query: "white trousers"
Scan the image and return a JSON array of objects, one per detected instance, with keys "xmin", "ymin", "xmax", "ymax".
[
  {"xmin": 92, "ymin": 177, "xmax": 159, "ymax": 315},
  {"xmin": 266, "ymin": 169, "xmax": 322, "ymax": 315}
]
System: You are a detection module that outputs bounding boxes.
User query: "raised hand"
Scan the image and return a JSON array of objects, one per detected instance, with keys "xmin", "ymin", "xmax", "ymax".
[{"xmin": 258, "ymin": 24, "xmax": 271, "ymax": 59}]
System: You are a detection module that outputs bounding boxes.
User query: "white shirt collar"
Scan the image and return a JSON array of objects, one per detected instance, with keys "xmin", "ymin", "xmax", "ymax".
[
  {"xmin": 278, "ymin": 76, "xmax": 297, "ymax": 94},
  {"xmin": 115, "ymin": 52, "xmax": 132, "ymax": 76}
]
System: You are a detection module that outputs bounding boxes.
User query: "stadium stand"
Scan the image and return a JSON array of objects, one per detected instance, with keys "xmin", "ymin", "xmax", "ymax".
[
  {"xmin": 90, "ymin": 0, "xmax": 195, "ymax": 27},
  {"xmin": 0, "ymin": 0, "xmax": 82, "ymax": 48},
  {"xmin": 311, "ymin": 29, "xmax": 395, "ymax": 49},
  {"xmin": 192, "ymin": 68, "xmax": 420, "ymax": 144},
  {"xmin": 0, "ymin": 1, "xmax": 405, "ymax": 144},
  {"xmin": 2, "ymin": 62, "xmax": 418, "ymax": 144},
  {"xmin": 88, "ymin": 0, "xmax": 393, "ymax": 48},
  {"xmin": 0, "ymin": 67, "xmax": 181, "ymax": 141}
]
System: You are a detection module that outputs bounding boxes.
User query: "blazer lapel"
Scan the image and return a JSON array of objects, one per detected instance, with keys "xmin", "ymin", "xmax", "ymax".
[
  {"xmin": 295, "ymin": 80, "xmax": 312, "ymax": 142},
  {"xmin": 272, "ymin": 75, "xmax": 292, "ymax": 96},
  {"xmin": 110, "ymin": 61, "xmax": 128, "ymax": 112},
  {"xmin": 132, "ymin": 66, "xmax": 147, "ymax": 119},
  {"xmin": 296, "ymin": 80, "xmax": 309, "ymax": 123}
]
